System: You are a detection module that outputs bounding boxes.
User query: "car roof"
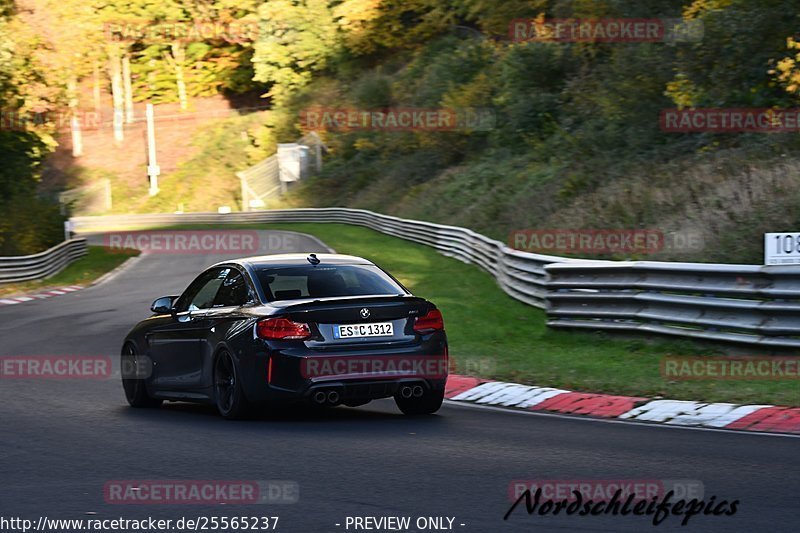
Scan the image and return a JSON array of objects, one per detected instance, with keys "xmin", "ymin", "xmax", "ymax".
[{"xmin": 216, "ymin": 253, "xmax": 374, "ymax": 270}]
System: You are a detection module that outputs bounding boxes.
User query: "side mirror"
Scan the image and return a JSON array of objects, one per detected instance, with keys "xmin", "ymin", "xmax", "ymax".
[{"xmin": 151, "ymin": 296, "xmax": 177, "ymax": 314}]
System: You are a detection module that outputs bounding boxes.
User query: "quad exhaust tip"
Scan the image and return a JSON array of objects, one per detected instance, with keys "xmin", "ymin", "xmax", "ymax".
[
  {"xmin": 316, "ymin": 385, "xmax": 422, "ymax": 404},
  {"xmin": 400, "ymin": 385, "xmax": 425, "ymax": 399},
  {"xmin": 313, "ymin": 391, "xmax": 327, "ymax": 404},
  {"xmin": 312, "ymin": 388, "xmax": 342, "ymax": 405}
]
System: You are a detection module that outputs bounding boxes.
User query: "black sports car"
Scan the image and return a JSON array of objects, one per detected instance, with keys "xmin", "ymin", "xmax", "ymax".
[{"xmin": 121, "ymin": 253, "xmax": 448, "ymax": 419}]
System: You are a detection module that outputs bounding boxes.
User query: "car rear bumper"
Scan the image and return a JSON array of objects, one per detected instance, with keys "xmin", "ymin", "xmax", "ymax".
[
  {"xmin": 246, "ymin": 375, "xmax": 447, "ymax": 405},
  {"xmin": 239, "ymin": 334, "xmax": 448, "ymax": 405}
]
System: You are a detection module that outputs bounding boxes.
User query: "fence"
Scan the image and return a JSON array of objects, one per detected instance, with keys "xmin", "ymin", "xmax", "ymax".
[
  {"xmin": 237, "ymin": 132, "xmax": 325, "ymax": 211},
  {"xmin": 0, "ymin": 238, "xmax": 88, "ymax": 284},
  {"xmin": 58, "ymin": 179, "xmax": 112, "ymax": 215}
]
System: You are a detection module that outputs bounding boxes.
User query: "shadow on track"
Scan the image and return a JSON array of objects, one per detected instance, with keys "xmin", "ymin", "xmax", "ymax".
[{"xmin": 114, "ymin": 400, "xmax": 449, "ymax": 427}]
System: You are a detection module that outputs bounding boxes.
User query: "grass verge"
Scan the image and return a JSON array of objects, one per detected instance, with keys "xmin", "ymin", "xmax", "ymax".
[
  {"xmin": 0, "ymin": 246, "xmax": 139, "ymax": 298},
  {"xmin": 140, "ymin": 222, "xmax": 798, "ymax": 406}
]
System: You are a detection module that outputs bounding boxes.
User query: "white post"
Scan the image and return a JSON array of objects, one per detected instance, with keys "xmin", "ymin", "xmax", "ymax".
[
  {"xmin": 70, "ymin": 116, "xmax": 83, "ymax": 157},
  {"xmin": 104, "ymin": 179, "xmax": 113, "ymax": 211},
  {"xmin": 109, "ymin": 52, "xmax": 124, "ymax": 143},
  {"xmin": 67, "ymin": 76, "xmax": 82, "ymax": 157},
  {"xmin": 146, "ymin": 103, "xmax": 160, "ymax": 196},
  {"xmin": 122, "ymin": 55, "xmax": 134, "ymax": 123}
]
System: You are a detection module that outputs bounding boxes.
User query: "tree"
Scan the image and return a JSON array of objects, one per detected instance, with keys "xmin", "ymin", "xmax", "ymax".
[
  {"xmin": 99, "ymin": 0, "xmax": 259, "ymax": 107},
  {"xmin": 0, "ymin": 7, "xmax": 64, "ymax": 255},
  {"xmin": 252, "ymin": 0, "xmax": 341, "ymax": 104},
  {"xmin": 666, "ymin": 0, "xmax": 799, "ymax": 107}
]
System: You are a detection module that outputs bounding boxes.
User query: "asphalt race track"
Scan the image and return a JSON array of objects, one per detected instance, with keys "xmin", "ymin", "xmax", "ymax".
[{"xmin": 0, "ymin": 231, "xmax": 798, "ymax": 533}]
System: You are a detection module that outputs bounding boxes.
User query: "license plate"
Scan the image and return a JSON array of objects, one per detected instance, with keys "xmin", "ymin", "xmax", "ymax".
[{"xmin": 334, "ymin": 322, "xmax": 394, "ymax": 339}]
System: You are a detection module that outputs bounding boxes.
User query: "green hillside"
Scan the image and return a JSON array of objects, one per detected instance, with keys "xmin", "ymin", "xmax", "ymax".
[{"xmin": 3, "ymin": 1, "xmax": 800, "ymax": 264}]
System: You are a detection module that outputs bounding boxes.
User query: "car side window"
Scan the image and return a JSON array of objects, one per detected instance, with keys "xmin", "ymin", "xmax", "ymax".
[
  {"xmin": 174, "ymin": 268, "xmax": 228, "ymax": 313},
  {"xmin": 189, "ymin": 268, "xmax": 229, "ymax": 310},
  {"xmin": 213, "ymin": 269, "xmax": 252, "ymax": 308}
]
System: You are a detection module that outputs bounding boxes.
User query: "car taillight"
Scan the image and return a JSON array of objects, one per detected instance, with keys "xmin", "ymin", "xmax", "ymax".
[
  {"xmin": 413, "ymin": 309, "xmax": 444, "ymax": 333},
  {"xmin": 257, "ymin": 318, "xmax": 311, "ymax": 340}
]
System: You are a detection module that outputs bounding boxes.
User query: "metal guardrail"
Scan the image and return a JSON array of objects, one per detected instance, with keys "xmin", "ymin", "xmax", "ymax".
[
  {"xmin": 0, "ymin": 239, "xmax": 88, "ymax": 284},
  {"xmin": 69, "ymin": 208, "xmax": 571, "ymax": 308},
  {"xmin": 546, "ymin": 261, "xmax": 800, "ymax": 349},
  {"xmin": 68, "ymin": 209, "xmax": 800, "ymax": 349}
]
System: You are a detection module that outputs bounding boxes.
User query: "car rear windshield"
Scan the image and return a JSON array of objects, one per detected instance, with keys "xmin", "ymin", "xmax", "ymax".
[{"xmin": 254, "ymin": 264, "xmax": 406, "ymax": 302}]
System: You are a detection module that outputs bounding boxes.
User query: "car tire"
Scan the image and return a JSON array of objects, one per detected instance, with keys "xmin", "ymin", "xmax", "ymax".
[
  {"xmin": 214, "ymin": 351, "xmax": 252, "ymax": 420},
  {"xmin": 394, "ymin": 385, "xmax": 444, "ymax": 415},
  {"xmin": 121, "ymin": 343, "xmax": 162, "ymax": 408}
]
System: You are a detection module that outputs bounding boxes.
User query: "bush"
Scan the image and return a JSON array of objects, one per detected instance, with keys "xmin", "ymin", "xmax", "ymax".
[
  {"xmin": 0, "ymin": 194, "xmax": 66, "ymax": 256},
  {"xmin": 0, "ymin": 131, "xmax": 65, "ymax": 256}
]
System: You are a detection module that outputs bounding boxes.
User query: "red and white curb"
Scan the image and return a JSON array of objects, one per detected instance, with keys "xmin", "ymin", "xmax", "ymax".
[
  {"xmin": 0, "ymin": 285, "xmax": 84, "ymax": 306},
  {"xmin": 445, "ymin": 376, "xmax": 800, "ymax": 435}
]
